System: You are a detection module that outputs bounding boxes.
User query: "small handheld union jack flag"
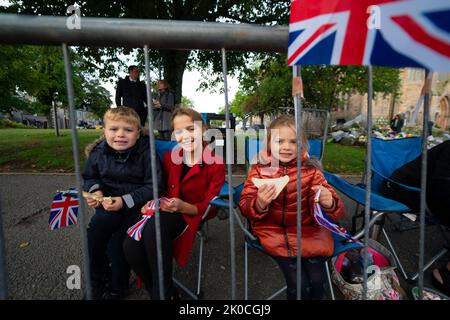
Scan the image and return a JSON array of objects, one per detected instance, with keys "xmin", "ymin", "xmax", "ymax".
[
  {"xmin": 313, "ymin": 189, "xmax": 358, "ymax": 242},
  {"xmin": 49, "ymin": 189, "xmax": 79, "ymax": 230},
  {"xmin": 127, "ymin": 197, "xmax": 172, "ymax": 241}
]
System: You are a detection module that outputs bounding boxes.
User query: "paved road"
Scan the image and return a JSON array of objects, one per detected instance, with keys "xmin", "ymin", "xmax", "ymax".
[{"xmin": 0, "ymin": 174, "xmax": 448, "ymax": 300}]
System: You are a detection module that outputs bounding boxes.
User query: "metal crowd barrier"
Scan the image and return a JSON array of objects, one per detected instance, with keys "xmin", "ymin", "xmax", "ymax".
[{"xmin": 0, "ymin": 13, "xmax": 431, "ymax": 300}]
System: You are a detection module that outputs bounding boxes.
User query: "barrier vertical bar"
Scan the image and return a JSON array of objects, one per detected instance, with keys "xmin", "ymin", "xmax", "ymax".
[
  {"xmin": 221, "ymin": 48, "xmax": 237, "ymax": 300},
  {"xmin": 418, "ymin": 70, "xmax": 432, "ymax": 300},
  {"xmin": 144, "ymin": 45, "xmax": 165, "ymax": 299},
  {"xmin": 0, "ymin": 194, "xmax": 8, "ymax": 300},
  {"xmin": 62, "ymin": 43, "xmax": 92, "ymax": 300},
  {"xmin": 362, "ymin": 65, "xmax": 373, "ymax": 300},
  {"xmin": 293, "ymin": 65, "xmax": 302, "ymax": 300}
]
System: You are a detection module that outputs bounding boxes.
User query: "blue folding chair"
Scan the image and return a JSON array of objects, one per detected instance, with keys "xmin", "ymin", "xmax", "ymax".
[
  {"xmin": 350, "ymin": 137, "xmax": 422, "ymax": 234},
  {"xmin": 153, "ymin": 139, "xmax": 231, "ymax": 299},
  {"xmin": 362, "ymin": 137, "xmax": 448, "ymax": 281},
  {"xmin": 324, "ymin": 136, "xmax": 448, "ymax": 281},
  {"xmin": 233, "ymin": 183, "xmax": 363, "ymax": 300},
  {"xmin": 237, "ymin": 122, "xmax": 364, "ymax": 299}
]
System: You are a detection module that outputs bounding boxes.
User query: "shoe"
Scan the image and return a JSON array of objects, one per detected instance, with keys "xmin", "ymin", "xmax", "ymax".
[
  {"xmin": 170, "ymin": 287, "xmax": 181, "ymax": 300},
  {"xmin": 431, "ymin": 267, "xmax": 450, "ymax": 297},
  {"xmin": 82, "ymin": 284, "xmax": 106, "ymax": 300},
  {"xmin": 102, "ymin": 290, "xmax": 124, "ymax": 300}
]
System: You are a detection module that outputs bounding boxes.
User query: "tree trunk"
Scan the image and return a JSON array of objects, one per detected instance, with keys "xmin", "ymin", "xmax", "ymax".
[
  {"xmin": 161, "ymin": 50, "xmax": 190, "ymax": 105},
  {"xmin": 388, "ymin": 93, "xmax": 396, "ymax": 121}
]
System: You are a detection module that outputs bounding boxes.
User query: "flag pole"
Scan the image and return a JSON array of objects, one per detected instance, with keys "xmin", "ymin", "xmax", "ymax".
[
  {"xmin": 221, "ymin": 48, "xmax": 237, "ymax": 300},
  {"xmin": 292, "ymin": 65, "xmax": 303, "ymax": 300},
  {"xmin": 418, "ymin": 69, "xmax": 432, "ymax": 300},
  {"xmin": 362, "ymin": 65, "xmax": 373, "ymax": 300}
]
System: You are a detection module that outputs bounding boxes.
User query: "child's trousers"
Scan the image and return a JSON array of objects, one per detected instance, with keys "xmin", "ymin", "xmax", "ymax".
[
  {"xmin": 87, "ymin": 208, "xmax": 139, "ymax": 295},
  {"xmin": 272, "ymin": 255, "xmax": 327, "ymax": 300},
  {"xmin": 123, "ymin": 212, "xmax": 187, "ymax": 300}
]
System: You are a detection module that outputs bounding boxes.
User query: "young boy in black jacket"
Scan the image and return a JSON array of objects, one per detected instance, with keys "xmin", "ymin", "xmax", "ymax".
[{"xmin": 82, "ymin": 107, "xmax": 164, "ymax": 299}]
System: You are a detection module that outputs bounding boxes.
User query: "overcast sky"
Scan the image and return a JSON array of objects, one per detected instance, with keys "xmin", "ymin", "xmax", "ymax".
[{"xmin": 105, "ymin": 67, "xmax": 239, "ymax": 114}]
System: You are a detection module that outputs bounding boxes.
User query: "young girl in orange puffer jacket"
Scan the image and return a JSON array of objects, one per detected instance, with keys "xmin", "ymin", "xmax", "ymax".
[{"xmin": 239, "ymin": 115, "xmax": 345, "ymax": 300}]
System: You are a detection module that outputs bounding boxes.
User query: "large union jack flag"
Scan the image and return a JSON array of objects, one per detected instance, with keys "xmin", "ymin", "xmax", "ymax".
[
  {"xmin": 288, "ymin": 0, "xmax": 450, "ymax": 71},
  {"xmin": 49, "ymin": 190, "xmax": 79, "ymax": 230}
]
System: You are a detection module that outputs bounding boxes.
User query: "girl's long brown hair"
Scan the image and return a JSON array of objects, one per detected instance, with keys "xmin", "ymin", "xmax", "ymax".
[{"xmin": 171, "ymin": 107, "xmax": 206, "ymax": 131}]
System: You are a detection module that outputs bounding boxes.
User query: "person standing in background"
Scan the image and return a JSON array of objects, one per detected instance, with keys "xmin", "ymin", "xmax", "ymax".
[
  {"xmin": 115, "ymin": 65, "xmax": 147, "ymax": 127},
  {"xmin": 152, "ymin": 80, "xmax": 175, "ymax": 140}
]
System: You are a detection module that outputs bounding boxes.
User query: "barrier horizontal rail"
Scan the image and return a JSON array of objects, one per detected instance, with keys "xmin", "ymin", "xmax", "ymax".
[{"xmin": 0, "ymin": 14, "xmax": 288, "ymax": 52}]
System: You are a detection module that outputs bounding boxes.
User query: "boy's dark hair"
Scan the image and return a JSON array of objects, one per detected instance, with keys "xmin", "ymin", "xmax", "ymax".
[{"xmin": 128, "ymin": 65, "xmax": 138, "ymax": 73}]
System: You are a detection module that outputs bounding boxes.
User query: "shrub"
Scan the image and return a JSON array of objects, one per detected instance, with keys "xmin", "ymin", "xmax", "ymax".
[{"xmin": 0, "ymin": 119, "xmax": 30, "ymax": 129}]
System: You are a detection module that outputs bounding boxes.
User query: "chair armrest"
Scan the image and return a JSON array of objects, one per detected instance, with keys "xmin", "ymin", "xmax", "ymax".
[
  {"xmin": 323, "ymin": 171, "xmax": 411, "ymax": 212},
  {"xmin": 371, "ymin": 167, "xmax": 421, "ymax": 193}
]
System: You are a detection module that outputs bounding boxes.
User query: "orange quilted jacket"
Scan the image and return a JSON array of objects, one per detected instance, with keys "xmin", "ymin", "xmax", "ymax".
[{"xmin": 239, "ymin": 153, "xmax": 345, "ymax": 258}]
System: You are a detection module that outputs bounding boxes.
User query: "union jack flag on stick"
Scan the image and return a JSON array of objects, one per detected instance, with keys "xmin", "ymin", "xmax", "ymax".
[
  {"xmin": 49, "ymin": 189, "xmax": 79, "ymax": 230},
  {"xmin": 313, "ymin": 189, "xmax": 358, "ymax": 242},
  {"xmin": 127, "ymin": 197, "xmax": 172, "ymax": 241},
  {"xmin": 288, "ymin": 0, "xmax": 450, "ymax": 71}
]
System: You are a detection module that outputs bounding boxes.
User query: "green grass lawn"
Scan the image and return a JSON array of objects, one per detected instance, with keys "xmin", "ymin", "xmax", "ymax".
[
  {"xmin": 0, "ymin": 129, "xmax": 366, "ymax": 174},
  {"xmin": 0, "ymin": 129, "xmax": 103, "ymax": 172},
  {"xmin": 323, "ymin": 142, "xmax": 366, "ymax": 175}
]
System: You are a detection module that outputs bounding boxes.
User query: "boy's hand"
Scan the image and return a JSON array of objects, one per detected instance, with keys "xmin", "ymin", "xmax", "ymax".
[
  {"xmin": 103, "ymin": 197, "xmax": 124, "ymax": 212},
  {"xmin": 255, "ymin": 184, "xmax": 277, "ymax": 212},
  {"xmin": 86, "ymin": 190, "xmax": 103, "ymax": 208},
  {"xmin": 311, "ymin": 185, "xmax": 334, "ymax": 209}
]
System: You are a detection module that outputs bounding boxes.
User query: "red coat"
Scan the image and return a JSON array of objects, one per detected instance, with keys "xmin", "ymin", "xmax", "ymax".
[
  {"xmin": 239, "ymin": 152, "xmax": 345, "ymax": 258},
  {"xmin": 162, "ymin": 147, "xmax": 225, "ymax": 267}
]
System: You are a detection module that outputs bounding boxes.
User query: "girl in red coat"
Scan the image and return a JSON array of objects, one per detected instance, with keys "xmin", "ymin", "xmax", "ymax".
[
  {"xmin": 124, "ymin": 108, "xmax": 225, "ymax": 300},
  {"xmin": 239, "ymin": 115, "xmax": 345, "ymax": 300}
]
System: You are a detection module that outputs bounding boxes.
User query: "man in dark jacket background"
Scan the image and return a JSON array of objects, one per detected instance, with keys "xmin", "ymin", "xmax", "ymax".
[{"xmin": 115, "ymin": 65, "xmax": 147, "ymax": 126}]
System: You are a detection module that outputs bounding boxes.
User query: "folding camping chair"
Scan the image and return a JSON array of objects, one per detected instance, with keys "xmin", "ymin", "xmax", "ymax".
[
  {"xmin": 233, "ymin": 182, "xmax": 363, "ymax": 300},
  {"xmin": 325, "ymin": 136, "xmax": 449, "ymax": 281},
  {"xmin": 150, "ymin": 139, "xmax": 232, "ymax": 299},
  {"xmin": 235, "ymin": 110, "xmax": 364, "ymax": 299},
  {"xmin": 354, "ymin": 137, "xmax": 449, "ymax": 281}
]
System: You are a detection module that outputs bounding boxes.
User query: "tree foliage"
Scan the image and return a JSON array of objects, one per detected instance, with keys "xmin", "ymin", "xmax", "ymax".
[
  {"xmin": 231, "ymin": 54, "xmax": 401, "ymax": 119},
  {"xmin": 181, "ymin": 96, "xmax": 194, "ymax": 108},
  {"xmin": 3, "ymin": 0, "xmax": 291, "ymax": 105},
  {"xmin": 0, "ymin": 45, "xmax": 111, "ymax": 116}
]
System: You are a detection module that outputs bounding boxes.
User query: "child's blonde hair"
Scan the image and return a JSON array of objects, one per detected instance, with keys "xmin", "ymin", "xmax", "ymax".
[
  {"xmin": 266, "ymin": 115, "xmax": 309, "ymax": 154},
  {"xmin": 104, "ymin": 107, "xmax": 141, "ymax": 130},
  {"xmin": 265, "ymin": 115, "xmax": 322, "ymax": 170},
  {"xmin": 85, "ymin": 107, "xmax": 142, "ymax": 157}
]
